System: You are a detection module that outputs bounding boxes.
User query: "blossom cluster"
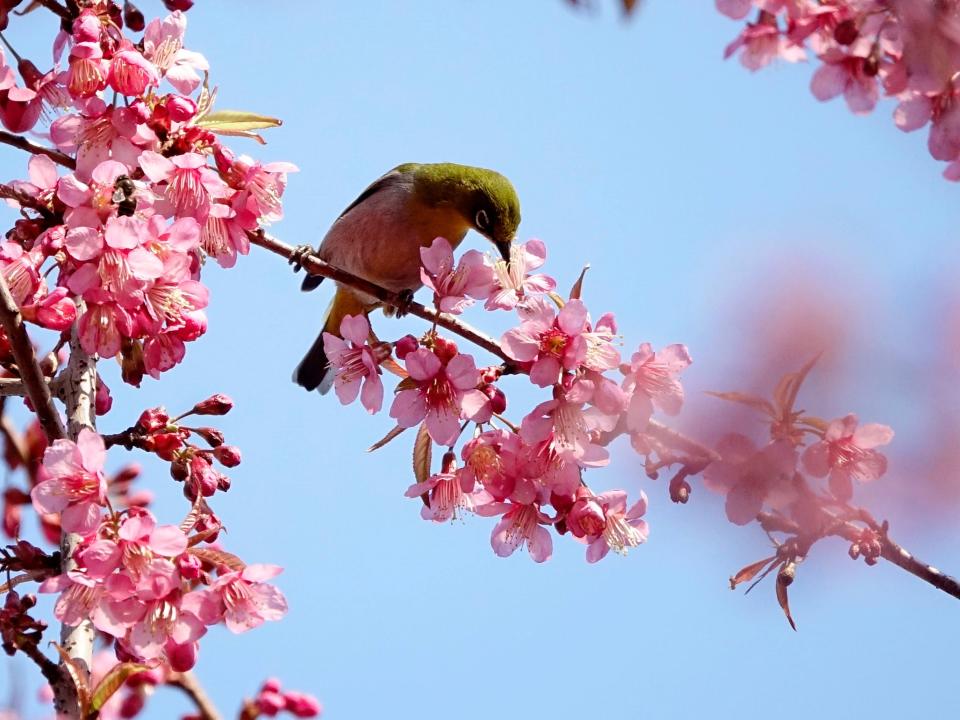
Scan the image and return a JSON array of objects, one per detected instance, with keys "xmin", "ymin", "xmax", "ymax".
[
  {"xmin": 3, "ymin": 3, "xmax": 295, "ymax": 379},
  {"xmin": 323, "ymin": 236, "xmax": 693, "ymax": 563},
  {"xmin": 717, "ymin": 0, "xmax": 960, "ymax": 179}
]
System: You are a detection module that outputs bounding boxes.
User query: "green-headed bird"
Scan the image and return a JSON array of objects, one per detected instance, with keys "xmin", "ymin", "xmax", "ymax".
[{"xmin": 293, "ymin": 162, "xmax": 521, "ymax": 392}]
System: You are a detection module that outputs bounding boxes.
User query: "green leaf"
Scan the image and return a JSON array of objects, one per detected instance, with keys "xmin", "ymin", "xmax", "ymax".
[
  {"xmin": 196, "ymin": 110, "xmax": 282, "ymax": 133},
  {"xmin": 89, "ymin": 662, "xmax": 155, "ymax": 716}
]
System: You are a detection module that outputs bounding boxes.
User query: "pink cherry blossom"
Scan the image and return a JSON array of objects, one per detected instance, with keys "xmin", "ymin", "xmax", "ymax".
[
  {"xmin": 477, "ymin": 500, "xmax": 553, "ymax": 563},
  {"xmin": 228, "ymin": 156, "xmax": 299, "ymax": 226},
  {"xmin": 389, "ymin": 348, "xmax": 487, "ymax": 445},
  {"xmin": 620, "ymin": 343, "xmax": 692, "ymax": 435},
  {"xmin": 585, "ymin": 490, "xmax": 649, "ymax": 563},
  {"xmin": 405, "ymin": 451, "xmax": 477, "ymax": 522},
  {"xmin": 0, "ymin": 242, "xmax": 41, "ymax": 306},
  {"xmin": 802, "ymin": 414, "xmax": 893, "ymax": 500},
  {"xmin": 810, "ymin": 53, "xmax": 880, "ymax": 115},
  {"xmin": 501, "ymin": 297, "xmax": 590, "ymax": 387},
  {"xmin": 724, "ymin": 16, "xmax": 806, "ymax": 71},
  {"xmin": 191, "ymin": 564, "xmax": 288, "ymax": 633},
  {"xmin": 30, "ymin": 428, "xmax": 106, "ymax": 535},
  {"xmin": 703, "ymin": 435, "xmax": 798, "ymax": 525},
  {"xmin": 419, "ymin": 237, "xmax": 493, "ymax": 314},
  {"xmin": 321, "ymin": 314, "xmax": 384, "ymax": 413},
  {"xmin": 142, "ymin": 11, "xmax": 210, "ymax": 95},
  {"xmin": 485, "ymin": 238, "xmax": 556, "ymax": 311},
  {"xmin": 139, "ymin": 151, "xmax": 229, "ymax": 221},
  {"xmin": 67, "ymin": 42, "xmax": 108, "ymax": 98}
]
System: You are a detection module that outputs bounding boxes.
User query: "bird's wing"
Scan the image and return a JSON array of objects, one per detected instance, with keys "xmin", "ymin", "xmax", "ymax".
[
  {"xmin": 301, "ymin": 165, "xmax": 415, "ymax": 292},
  {"xmin": 335, "ymin": 164, "xmax": 415, "ymax": 221}
]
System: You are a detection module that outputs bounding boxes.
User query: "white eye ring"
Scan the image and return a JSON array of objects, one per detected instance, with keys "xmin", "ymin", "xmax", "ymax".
[{"xmin": 475, "ymin": 209, "xmax": 490, "ymax": 230}]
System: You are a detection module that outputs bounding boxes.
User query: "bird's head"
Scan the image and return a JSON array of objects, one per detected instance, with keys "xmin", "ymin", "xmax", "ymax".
[{"xmin": 413, "ymin": 163, "xmax": 521, "ymax": 263}]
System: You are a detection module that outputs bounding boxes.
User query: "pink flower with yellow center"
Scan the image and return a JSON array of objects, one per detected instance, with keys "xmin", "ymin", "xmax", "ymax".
[
  {"xmin": 585, "ymin": 490, "xmax": 649, "ymax": 563},
  {"xmin": 485, "ymin": 238, "xmax": 556, "ymax": 311},
  {"xmin": 802, "ymin": 414, "xmax": 893, "ymax": 500},
  {"xmin": 30, "ymin": 428, "xmax": 107, "ymax": 535},
  {"xmin": 502, "ymin": 296, "xmax": 591, "ymax": 387},
  {"xmin": 389, "ymin": 347, "xmax": 488, "ymax": 445}
]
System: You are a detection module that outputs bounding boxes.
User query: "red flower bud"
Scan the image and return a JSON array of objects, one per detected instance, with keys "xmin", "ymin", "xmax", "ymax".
[
  {"xmin": 433, "ymin": 337, "xmax": 458, "ymax": 363},
  {"xmin": 213, "ymin": 444, "xmax": 241, "ymax": 467},
  {"xmin": 393, "ymin": 334, "xmax": 418, "ymax": 359},
  {"xmin": 192, "ymin": 394, "xmax": 233, "ymax": 416}
]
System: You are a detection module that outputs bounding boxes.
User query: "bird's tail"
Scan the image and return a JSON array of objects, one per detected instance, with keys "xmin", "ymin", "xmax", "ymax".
[{"xmin": 293, "ymin": 287, "xmax": 369, "ymax": 392}]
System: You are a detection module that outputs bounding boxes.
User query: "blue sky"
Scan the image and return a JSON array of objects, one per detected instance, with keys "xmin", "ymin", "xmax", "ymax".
[{"xmin": 2, "ymin": 1, "xmax": 959, "ymax": 718}]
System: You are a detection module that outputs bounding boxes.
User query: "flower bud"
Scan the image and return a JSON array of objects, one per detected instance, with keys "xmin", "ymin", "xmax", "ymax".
[
  {"xmin": 833, "ymin": 19, "xmax": 858, "ymax": 46},
  {"xmin": 165, "ymin": 640, "xmax": 198, "ymax": 673},
  {"xmin": 192, "ymin": 426, "xmax": 224, "ymax": 447},
  {"xmin": 95, "ymin": 375, "xmax": 113, "ymax": 415},
  {"xmin": 192, "ymin": 393, "xmax": 233, "ymax": 416},
  {"xmin": 166, "ymin": 94, "xmax": 197, "ymax": 122},
  {"xmin": 118, "ymin": 690, "xmax": 145, "ymax": 719},
  {"xmin": 256, "ymin": 690, "xmax": 286, "ymax": 717},
  {"xmin": 261, "ymin": 678, "xmax": 283, "ymax": 694},
  {"xmin": 136, "ymin": 407, "xmax": 170, "ymax": 433},
  {"xmin": 107, "ymin": 50, "xmax": 159, "ymax": 97},
  {"xmin": 393, "ymin": 334, "xmax": 418, "ymax": 359},
  {"xmin": 433, "ymin": 337, "xmax": 458, "ymax": 363},
  {"xmin": 122, "ymin": 1, "xmax": 145, "ymax": 32},
  {"xmin": 284, "ymin": 692, "xmax": 323, "ymax": 718},
  {"xmin": 483, "ymin": 385, "xmax": 506, "ymax": 415},
  {"xmin": 21, "ymin": 287, "xmax": 77, "ymax": 331},
  {"xmin": 177, "ymin": 552, "xmax": 202, "ymax": 580},
  {"xmin": 170, "ymin": 458, "xmax": 189, "ymax": 482},
  {"xmin": 213, "ymin": 444, "xmax": 241, "ymax": 467},
  {"xmin": 162, "ymin": 0, "xmax": 194, "ymax": 10},
  {"xmin": 72, "ymin": 11, "xmax": 101, "ymax": 43}
]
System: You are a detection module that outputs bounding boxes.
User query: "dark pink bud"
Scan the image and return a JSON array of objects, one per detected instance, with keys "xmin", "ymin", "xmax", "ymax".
[
  {"xmin": 118, "ymin": 691, "xmax": 145, "ymax": 719},
  {"xmin": 165, "ymin": 640, "xmax": 198, "ymax": 673},
  {"xmin": 177, "ymin": 552, "xmax": 202, "ymax": 580},
  {"xmin": 483, "ymin": 385, "xmax": 506, "ymax": 415},
  {"xmin": 16, "ymin": 59, "xmax": 43, "ymax": 89},
  {"xmin": 433, "ymin": 337, "xmax": 458, "ymax": 363},
  {"xmin": 24, "ymin": 287, "xmax": 77, "ymax": 331},
  {"xmin": 95, "ymin": 376, "xmax": 113, "ymax": 415},
  {"xmin": 136, "ymin": 407, "xmax": 170, "ymax": 433},
  {"xmin": 833, "ymin": 19, "xmax": 858, "ymax": 45},
  {"xmin": 189, "ymin": 455, "xmax": 218, "ymax": 496},
  {"xmin": 193, "ymin": 427, "xmax": 224, "ymax": 447},
  {"xmin": 550, "ymin": 490, "xmax": 575, "ymax": 514},
  {"xmin": 123, "ymin": 0, "xmax": 145, "ymax": 32},
  {"xmin": 163, "ymin": 0, "xmax": 194, "ymax": 10},
  {"xmin": 150, "ymin": 432, "xmax": 185, "ymax": 461},
  {"xmin": 193, "ymin": 394, "xmax": 233, "ymax": 416},
  {"xmin": 256, "ymin": 690, "xmax": 286, "ymax": 717},
  {"xmin": 261, "ymin": 678, "xmax": 282, "ymax": 694},
  {"xmin": 213, "ymin": 445, "xmax": 241, "ymax": 467},
  {"xmin": 72, "ymin": 11, "xmax": 101, "ymax": 43},
  {"xmin": 213, "ymin": 144, "xmax": 235, "ymax": 175},
  {"xmin": 393, "ymin": 334, "xmax": 418, "ymax": 359},
  {"xmin": 166, "ymin": 94, "xmax": 197, "ymax": 122},
  {"xmin": 284, "ymin": 692, "xmax": 323, "ymax": 718}
]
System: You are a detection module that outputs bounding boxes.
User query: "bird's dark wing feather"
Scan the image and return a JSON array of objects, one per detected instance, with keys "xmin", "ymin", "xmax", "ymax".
[{"xmin": 300, "ymin": 165, "xmax": 413, "ymax": 293}]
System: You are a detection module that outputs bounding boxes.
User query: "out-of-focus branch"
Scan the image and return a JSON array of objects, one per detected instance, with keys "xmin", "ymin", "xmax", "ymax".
[
  {"xmin": 30, "ymin": 0, "xmax": 73, "ymax": 21},
  {"xmin": 0, "ymin": 276, "xmax": 64, "ymax": 441},
  {"xmin": 168, "ymin": 672, "xmax": 222, "ymax": 720},
  {"xmin": 0, "ymin": 131, "xmax": 76, "ymax": 170}
]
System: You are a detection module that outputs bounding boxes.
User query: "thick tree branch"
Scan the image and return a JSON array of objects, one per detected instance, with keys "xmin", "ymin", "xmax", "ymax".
[
  {"xmin": 168, "ymin": 672, "xmax": 223, "ymax": 720},
  {"xmin": 247, "ymin": 230, "xmax": 515, "ymax": 368},
  {"xmin": 0, "ymin": 131, "xmax": 76, "ymax": 170},
  {"xmin": 0, "ymin": 276, "xmax": 64, "ymax": 441}
]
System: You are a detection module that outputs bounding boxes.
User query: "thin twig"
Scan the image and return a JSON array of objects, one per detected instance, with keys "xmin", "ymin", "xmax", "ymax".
[
  {"xmin": 168, "ymin": 672, "xmax": 223, "ymax": 720},
  {"xmin": 0, "ymin": 131, "xmax": 76, "ymax": 170},
  {"xmin": 0, "ymin": 377, "xmax": 27, "ymax": 397},
  {"xmin": 828, "ymin": 520, "xmax": 960, "ymax": 601},
  {"xmin": 0, "ymin": 276, "xmax": 64, "ymax": 441},
  {"xmin": 247, "ymin": 230, "xmax": 514, "ymax": 368},
  {"xmin": 27, "ymin": 0, "xmax": 72, "ymax": 21}
]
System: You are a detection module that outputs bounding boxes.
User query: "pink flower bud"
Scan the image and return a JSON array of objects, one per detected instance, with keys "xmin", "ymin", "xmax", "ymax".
[
  {"xmin": 483, "ymin": 385, "xmax": 506, "ymax": 415},
  {"xmin": 95, "ymin": 375, "xmax": 113, "ymax": 415},
  {"xmin": 22, "ymin": 287, "xmax": 77, "ymax": 331},
  {"xmin": 261, "ymin": 678, "xmax": 283, "ymax": 694},
  {"xmin": 166, "ymin": 94, "xmax": 197, "ymax": 122},
  {"xmin": 107, "ymin": 50, "xmax": 159, "ymax": 97},
  {"xmin": 189, "ymin": 455, "xmax": 218, "ymax": 497},
  {"xmin": 178, "ymin": 552, "xmax": 202, "ymax": 580},
  {"xmin": 433, "ymin": 337, "xmax": 458, "ymax": 363},
  {"xmin": 284, "ymin": 692, "xmax": 323, "ymax": 718},
  {"xmin": 150, "ymin": 432, "xmax": 184, "ymax": 460},
  {"xmin": 39, "ymin": 225, "xmax": 66, "ymax": 253},
  {"xmin": 193, "ymin": 394, "xmax": 233, "ymax": 416},
  {"xmin": 163, "ymin": 0, "xmax": 194, "ymax": 10},
  {"xmin": 123, "ymin": 0, "xmax": 145, "ymax": 32},
  {"xmin": 213, "ymin": 445, "xmax": 241, "ymax": 467},
  {"xmin": 393, "ymin": 334, "xmax": 418, "ymax": 359},
  {"xmin": 137, "ymin": 407, "xmax": 170, "ymax": 433},
  {"xmin": 256, "ymin": 690, "xmax": 286, "ymax": 717},
  {"xmin": 550, "ymin": 489, "xmax": 575, "ymax": 514},
  {"xmin": 166, "ymin": 640, "xmax": 198, "ymax": 672},
  {"xmin": 72, "ymin": 12, "xmax": 101, "ymax": 43},
  {"xmin": 118, "ymin": 691, "xmax": 145, "ymax": 719},
  {"xmin": 193, "ymin": 427, "xmax": 225, "ymax": 447}
]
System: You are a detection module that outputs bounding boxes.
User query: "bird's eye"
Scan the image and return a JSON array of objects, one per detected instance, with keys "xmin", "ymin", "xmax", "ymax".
[{"xmin": 475, "ymin": 209, "xmax": 490, "ymax": 231}]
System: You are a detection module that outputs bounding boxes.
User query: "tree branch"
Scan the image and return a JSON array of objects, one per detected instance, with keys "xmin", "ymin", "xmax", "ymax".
[
  {"xmin": 247, "ymin": 230, "xmax": 515, "ymax": 368},
  {"xmin": 0, "ymin": 276, "xmax": 64, "ymax": 441},
  {"xmin": 168, "ymin": 671, "xmax": 222, "ymax": 720},
  {"xmin": 31, "ymin": 0, "xmax": 73, "ymax": 21},
  {"xmin": 0, "ymin": 131, "xmax": 76, "ymax": 170}
]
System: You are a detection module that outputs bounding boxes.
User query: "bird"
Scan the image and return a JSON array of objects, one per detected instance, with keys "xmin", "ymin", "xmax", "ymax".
[{"xmin": 292, "ymin": 162, "xmax": 521, "ymax": 393}]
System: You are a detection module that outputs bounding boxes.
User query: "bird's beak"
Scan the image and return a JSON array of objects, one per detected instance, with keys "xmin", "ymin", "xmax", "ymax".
[{"xmin": 495, "ymin": 239, "xmax": 513, "ymax": 266}]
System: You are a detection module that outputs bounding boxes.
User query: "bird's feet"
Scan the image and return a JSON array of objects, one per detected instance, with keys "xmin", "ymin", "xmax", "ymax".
[
  {"xmin": 288, "ymin": 244, "xmax": 315, "ymax": 273},
  {"xmin": 394, "ymin": 289, "xmax": 416, "ymax": 318}
]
